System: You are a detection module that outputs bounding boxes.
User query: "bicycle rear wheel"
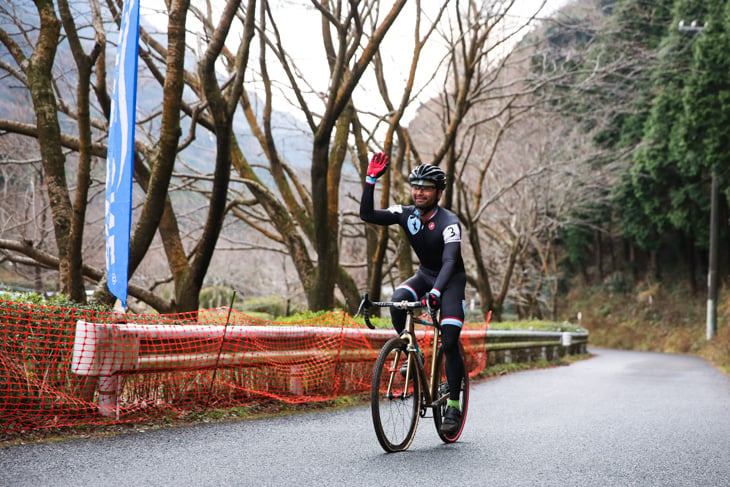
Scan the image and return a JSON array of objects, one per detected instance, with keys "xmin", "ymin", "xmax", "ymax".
[
  {"xmin": 432, "ymin": 343, "xmax": 469, "ymax": 443},
  {"xmin": 371, "ymin": 337, "xmax": 420, "ymax": 452}
]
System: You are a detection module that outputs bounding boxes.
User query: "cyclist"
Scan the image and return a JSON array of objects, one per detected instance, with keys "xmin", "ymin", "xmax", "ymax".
[{"xmin": 360, "ymin": 152, "xmax": 467, "ymax": 436}]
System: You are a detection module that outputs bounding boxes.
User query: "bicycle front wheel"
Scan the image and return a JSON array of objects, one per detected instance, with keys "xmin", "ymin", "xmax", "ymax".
[
  {"xmin": 433, "ymin": 343, "xmax": 469, "ymax": 443},
  {"xmin": 371, "ymin": 337, "xmax": 421, "ymax": 452}
]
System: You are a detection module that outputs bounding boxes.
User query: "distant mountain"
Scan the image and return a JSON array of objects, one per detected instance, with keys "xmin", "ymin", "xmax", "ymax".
[{"xmin": 0, "ymin": 0, "xmax": 313, "ymax": 177}]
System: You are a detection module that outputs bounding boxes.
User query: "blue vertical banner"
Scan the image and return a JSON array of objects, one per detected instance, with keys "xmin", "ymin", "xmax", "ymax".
[{"xmin": 105, "ymin": 0, "xmax": 140, "ymax": 308}]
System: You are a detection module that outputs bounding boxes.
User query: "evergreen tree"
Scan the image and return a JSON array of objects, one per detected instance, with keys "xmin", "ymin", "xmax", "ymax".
[
  {"xmin": 616, "ymin": 0, "xmax": 708, "ymax": 281},
  {"xmin": 679, "ymin": 0, "xmax": 730, "ymax": 242}
]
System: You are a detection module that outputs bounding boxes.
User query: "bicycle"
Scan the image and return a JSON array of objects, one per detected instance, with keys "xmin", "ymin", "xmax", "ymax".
[{"xmin": 357, "ymin": 293, "xmax": 469, "ymax": 452}]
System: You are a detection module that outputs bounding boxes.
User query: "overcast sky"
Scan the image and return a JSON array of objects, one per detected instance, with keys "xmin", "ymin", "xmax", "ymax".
[{"xmin": 142, "ymin": 0, "xmax": 573, "ymax": 126}]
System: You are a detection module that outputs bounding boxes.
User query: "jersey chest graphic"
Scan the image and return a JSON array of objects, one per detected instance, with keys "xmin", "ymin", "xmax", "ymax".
[{"xmin": 407, "ymin": 214, "xmax": 421, "ymax": 234}]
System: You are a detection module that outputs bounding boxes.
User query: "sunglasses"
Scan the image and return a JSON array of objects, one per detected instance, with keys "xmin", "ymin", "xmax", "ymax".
[{"xmin": 411, "ymin": 184, "xmax": 436, "ymax": 192}]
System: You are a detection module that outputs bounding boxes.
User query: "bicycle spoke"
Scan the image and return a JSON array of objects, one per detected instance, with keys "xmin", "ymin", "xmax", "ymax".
[{"xmin": 371, "ymin": 338, "xmax": 420, "ymax": 452}]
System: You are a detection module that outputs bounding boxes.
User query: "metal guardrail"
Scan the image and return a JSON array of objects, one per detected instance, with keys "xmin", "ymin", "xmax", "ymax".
[
  {"xmin": 485, "ymin": 329, "xmax": 589, "ymax": 364},
  {"xmin": 72, "ymin": 320, "xmax": 588, "ymax": 417}
]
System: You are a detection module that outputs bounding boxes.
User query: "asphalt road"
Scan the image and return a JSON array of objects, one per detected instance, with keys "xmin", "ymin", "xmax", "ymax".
[{"xmin": 1, "ymin": 348, "xmax": 728, "ymax": 487}]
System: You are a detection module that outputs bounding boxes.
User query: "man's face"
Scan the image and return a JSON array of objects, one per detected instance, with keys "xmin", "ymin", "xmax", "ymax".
[{"xmin": 411, "ymin": 183, "xmax": 441, "ymax": 213}]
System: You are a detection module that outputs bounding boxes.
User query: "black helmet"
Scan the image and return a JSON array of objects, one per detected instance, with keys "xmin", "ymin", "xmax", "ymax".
[{"xmin": 409, "ymin": 164, "xmax": 446, "ymax": 190}]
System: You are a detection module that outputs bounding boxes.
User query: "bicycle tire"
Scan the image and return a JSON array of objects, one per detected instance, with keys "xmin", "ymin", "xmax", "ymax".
[
  {"xmin": 370, "ymin": 337, "xmax": 421, "ymax": 452},
  {"xmin": 432, "ymin": 343, "xmax": 469, "ymax": 443}
]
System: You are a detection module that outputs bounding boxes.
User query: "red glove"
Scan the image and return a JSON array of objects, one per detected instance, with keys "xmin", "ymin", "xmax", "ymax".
[
  {"xmin": 366, "ymin": 152, "xmax": 389, "ymax": 182},
  {"xmin": 420, "ymin": 290, "xmax": 441, "ymax": 310}
]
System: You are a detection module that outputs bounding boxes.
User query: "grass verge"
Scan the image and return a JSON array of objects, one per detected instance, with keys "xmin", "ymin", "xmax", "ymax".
[{"xmin": 561, "ymin": 276, "xmax": 729, "ymax": 375}]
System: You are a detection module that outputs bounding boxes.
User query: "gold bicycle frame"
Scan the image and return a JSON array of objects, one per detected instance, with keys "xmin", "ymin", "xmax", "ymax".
[{"xmin": 393, "ymin": 307, "xmax": 445, "ymax": 411}]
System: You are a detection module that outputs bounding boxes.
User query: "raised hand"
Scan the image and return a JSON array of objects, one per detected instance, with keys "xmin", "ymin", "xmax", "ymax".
[{"xmin": 366, "ymin": 152, "xmax": 389, "ymax": 182}]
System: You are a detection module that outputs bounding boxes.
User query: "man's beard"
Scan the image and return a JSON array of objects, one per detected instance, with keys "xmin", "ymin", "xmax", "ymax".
[{"xmin": 414, "ymin": 200, "xmax": 437, "ymax": 214}]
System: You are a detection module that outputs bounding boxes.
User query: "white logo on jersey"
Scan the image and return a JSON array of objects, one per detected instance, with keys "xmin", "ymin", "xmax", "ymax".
[
  {"xmin": 407, "ymin": 214, "xmax": 421, "ymax": 234},
  {"xmin": 443, "ymin": 223, "xmax": 461, "ymax": 243},
  {"xmin": 386, "ymin": 204, "xmax": 403, "ymax": 214}
]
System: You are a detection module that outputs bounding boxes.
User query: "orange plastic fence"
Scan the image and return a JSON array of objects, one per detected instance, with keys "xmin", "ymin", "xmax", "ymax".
[{"xmin": 0, "ymin": 300, "xmax": 488, "ymax": 433}]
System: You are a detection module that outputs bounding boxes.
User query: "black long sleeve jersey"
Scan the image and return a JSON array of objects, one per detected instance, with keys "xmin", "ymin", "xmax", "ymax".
[{"xmin": 359, "ymin": 182, "xmax": 465, "ymax": 294}]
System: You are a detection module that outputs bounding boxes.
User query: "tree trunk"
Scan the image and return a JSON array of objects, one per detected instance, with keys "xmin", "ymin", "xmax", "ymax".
[
  {"xmin": 396, "ymin": 234, "xmax": 414, "ymax": 284},
  {"xmin": 336, "ymin": 265, "xmax": 361, "ymax": 315},
  {"xmin": 310, "ymin": 139, "xmax": 336, "ymax": 310},
  {"xmin": 595, "ymin": 229, "xmax": 604, "ymax": 281},
  {"xmin": 467, "ymin": 225, "xmax": 494, "ymax": 318},
  {"xmin": 58, "ymin": 0, "xmax": 101, "ymax": 304},
  {"xmin": 26, "ymin": 2, "xmax": 75, "ymax": 297},
  {"xmin": 492, "ymin": 234, "xmax": 524, "ymax": 323},
  {"xmin": 127, "ymin": 0, "xmax": 190, "ymax": 286},
  {"xmin": 684, "ymin": 235, "xmax": 698, "ymax": 297}
]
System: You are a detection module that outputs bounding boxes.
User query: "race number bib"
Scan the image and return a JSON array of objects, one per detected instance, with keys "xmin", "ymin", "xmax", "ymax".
[{"xmin": 442, "ymin": 223, "xmax": 461, "ymax": 243}]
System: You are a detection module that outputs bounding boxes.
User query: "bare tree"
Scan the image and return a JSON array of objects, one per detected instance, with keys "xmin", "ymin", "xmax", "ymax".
[
  {"xmin": 0, "ymin": 0, "xmax": 244, "ymax": 312},
  {"xmin": 243, "ymin": 0, "xmax": 409, "ymax": 311},
  {"xmin": 0, "ymin": 0, "xmax": 417, "ymax": 313},
  {"xmin": 180, "ymin": 0, "xmax": 419, "ymax": 312},
  {"xmin": 0, "ymin": 0, "xmax": 81, "ymax": 300},
  {"xmin": 372, "ymin": 0, "xmax": 554, "ymax": 320},
  {"xmin": 0, "ymin": 0, "xmax": 615, "ymax": 319},
  {"xmin": 403, "ymin": 0, "xmax": 620, "ymax": 321}
]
